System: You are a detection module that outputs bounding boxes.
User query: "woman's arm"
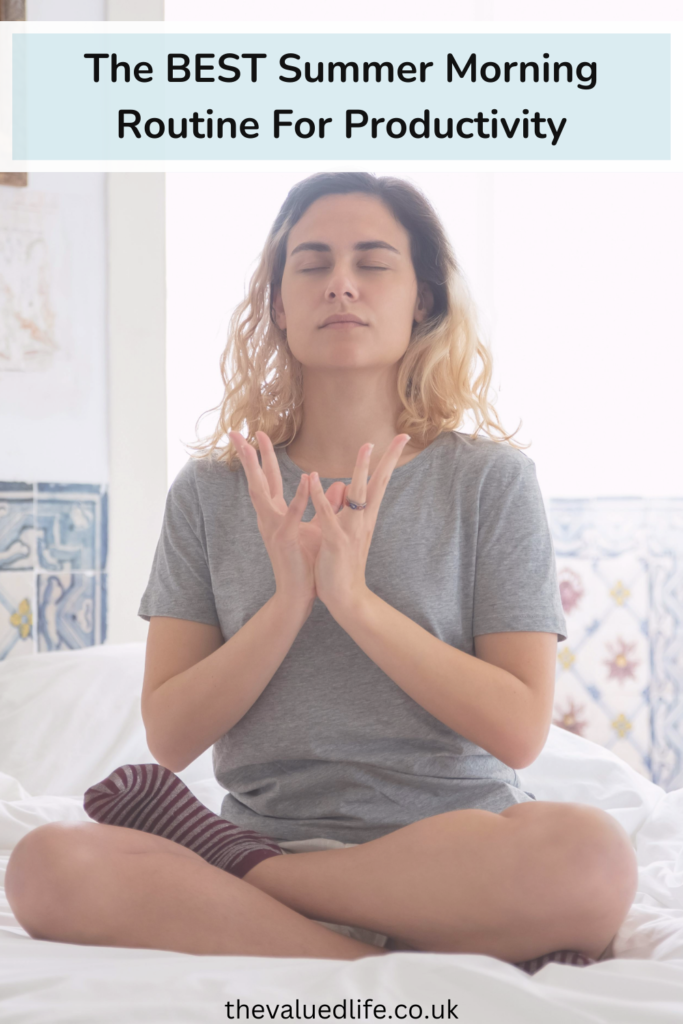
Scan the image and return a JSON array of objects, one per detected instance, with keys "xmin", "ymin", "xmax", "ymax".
[
  {"xmin": 141, "ymin": 595, "xmax": 311, "ymax": 773},
  {"xmin": 305, "ymin": 441, "xmax": 559, "ymax": 770},
  {"xmin": 330, "ymin": 592, "xmax": 557, "ymax": 770},
  {"xmin": 140, "ymin": 430, "xmax": 349, "ymax": 774}
]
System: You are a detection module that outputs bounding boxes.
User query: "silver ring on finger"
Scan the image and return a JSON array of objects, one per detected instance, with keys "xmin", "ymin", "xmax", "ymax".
[{"xmin": 344, "ymin": 497, "xmax": 367, "ymax": 511}]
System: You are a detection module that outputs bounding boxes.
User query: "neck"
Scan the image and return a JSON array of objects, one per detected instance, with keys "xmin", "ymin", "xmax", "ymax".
[{"xmin": 284, "ymin": 366, "xmax": 417, "ymax": 478}]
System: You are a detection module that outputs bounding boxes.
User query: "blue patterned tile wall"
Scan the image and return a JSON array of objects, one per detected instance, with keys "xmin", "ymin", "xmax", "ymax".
[
  {"xmin": 0, "ymin": 482, "xmax": 107, "ymax": 660},
  {"xmin": 547, "ymin": 498, "xmax": 683, "ymax": 793},
  {"xmin": 0, "ymin": 481, "xmax": 34, "ymax": 571}
]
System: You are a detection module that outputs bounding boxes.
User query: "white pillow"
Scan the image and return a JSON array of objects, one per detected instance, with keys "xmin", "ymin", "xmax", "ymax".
[
  {"xmin": 0, "ymin": 643, "xmax": 213, "ymax": 797},
  {"xmin": 518, "ymin": 725, "xmax": 664, "ymax": 838}
]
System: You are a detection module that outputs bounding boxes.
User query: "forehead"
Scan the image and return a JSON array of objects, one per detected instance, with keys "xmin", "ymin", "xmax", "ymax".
[{"xmin": 286, "ymin": 193, "xmax": 409, "ymax": 256}]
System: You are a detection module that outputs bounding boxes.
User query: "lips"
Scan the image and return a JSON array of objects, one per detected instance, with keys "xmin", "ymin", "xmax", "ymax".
[{"xmin": 320, "ymin": 314, "xmax": 368, "ymax": 327}]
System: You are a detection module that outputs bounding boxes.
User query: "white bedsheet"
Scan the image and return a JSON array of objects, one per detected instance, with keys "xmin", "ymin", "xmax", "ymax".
[
  {"xmin": 1, "ymin": 644, "xmax": 682, "ymax": 1021},
  {"xmin": 1, "ymin": 761, "xmax": 682, "ymax": 1022},
  {"xmin": 0, "ymin": 924, "xmax": 682, "ymax": 1024}
]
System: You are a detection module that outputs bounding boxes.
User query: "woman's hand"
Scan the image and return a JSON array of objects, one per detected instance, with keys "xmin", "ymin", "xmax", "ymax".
[
  {"xmin": 230, "ymin": 430, "xmax": 346, "ymax": 614},
  {"xmin": 307, "ymin": 434, "xmax": 411, "ymax": 615}
]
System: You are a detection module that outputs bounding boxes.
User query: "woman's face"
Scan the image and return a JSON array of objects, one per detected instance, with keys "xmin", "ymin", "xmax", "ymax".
[{"xmin": 272, "ymin": 192, "xmax": 431, "ymax": 373}]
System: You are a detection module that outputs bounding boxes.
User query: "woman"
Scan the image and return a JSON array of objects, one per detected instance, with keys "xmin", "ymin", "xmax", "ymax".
[{"xmin": 6, "ymin": 172, "xmax": 637, "ymax": 966}]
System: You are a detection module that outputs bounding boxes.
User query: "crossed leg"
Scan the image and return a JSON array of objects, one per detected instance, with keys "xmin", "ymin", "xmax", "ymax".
[
  {"xmin": 5, "ymin": 800, "xmax": 637, "ymax": 962},
  {"xmin": 243, "ymin": 801, "xmax": 638, "ymax": 962},
  {"xmin": 5, "ymin": 821, "xmax": 382, "ymax": 960}
]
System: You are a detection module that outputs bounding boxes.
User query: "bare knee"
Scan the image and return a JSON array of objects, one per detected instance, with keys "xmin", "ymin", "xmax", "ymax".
[
  {"xmin": 506, "ymin": 802, "xmax": 638, "ymax": 950},
  {"xmin": 568, "ymin": 805, "xmax": 638, "ymax": 919},
  {"xmin": 541, "ymin": 804, "xmax": 636, "ymax": 903},
  {"xmin": 6, "ymin": 821, "xmax": 190, "ymax": 940},
  {"xmin": 6, "ymin": 821, "xmax": 90, "ymax": 898},
  {"xmin": 6, "ymin": 823, "xmax": 97, "ymax": 938}
]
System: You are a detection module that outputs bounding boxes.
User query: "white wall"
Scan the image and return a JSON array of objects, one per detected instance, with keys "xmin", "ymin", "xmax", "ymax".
[
  {"xmin": 26, "ymin": 0, "xmax": 164, "ymax": 17},
  {"xmin": 165, "ymin": 170, "xmax": 683, "ymax": 498},
  {"xmin": 165, "ymin": 171, "xmax": 307, "ymax": 488},
  {"xmin": 26, "ymin": 0, "xmax": 106, "ymax": 17},
  {"xmin": 0, "ymin": 0, "xmax": 108, "ymax": 488},
  {"xmin": 488, "ymin": 173, "xmax": 683, "ymax": 497},
  {"xmin": 107, "ymin": 173, "xmax": 167, "ymax": 644},
  {"xmin": 166, "ymin": 0, "xmax": 682, "ymax": 21},
  {"xmin": 106, "ymin": 0, "xmax": 164, "ymax": 18},
  {"xmin": 104, "ymin": 6, "xmax": 167, "ymax": 644},
  {"xmin": 14, "ymin": 0, "xmax": 168, "ymax": 646},
  {"xmin": 0, "ymin": 172, "xmax": 108, "ymax": 483}
]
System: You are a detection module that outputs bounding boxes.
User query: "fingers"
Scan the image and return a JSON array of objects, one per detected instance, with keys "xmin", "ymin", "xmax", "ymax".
[
  {"xmin": 232, "ymin": 430, "xmax": 345, "ymax": 534},
  {"xmin": 229, "ymin": 431, "xmax": 259, "ymax": 488},
  {"xmin": 365, "ymin": 434, "xmax": 411, "ymax": 516},
  {"xmin": 229, "ymin": 431, "xmax": 278, "ymax": 523},
  {"xmin": 255, "ymin": 431, "xmax": 285, "ymax": 504},
  {"xmin": 230, "ymin": 430, "xmax": 409, "ymax": 533},
  {"xmin": 282, "ymin": 473, "xmax": 311, "ymax": 531},
  {"xmin": 327, "ymin": 480, "xmax": 347, "ymax": 514},
  {"xmin": 310, "ymin": 480, "xmax": 346, "ymax": 523},
  {"xmin": 308, "ymin": 472, "xmax": 342, "ymax": 533},
  {"xmin": 344, "ymin": 442, "xmax": 373, "ymax": 512},
  {"xmin": 305, "ymin": 435, "xmax": 411, "ymax": 534}
]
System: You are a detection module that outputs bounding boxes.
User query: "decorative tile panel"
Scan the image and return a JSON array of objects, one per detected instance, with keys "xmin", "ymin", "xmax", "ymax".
[
  {"xmin": 0, "ymin": 570, "xmax": 34, "ymax": 659},
  {"xmin": 547, "ymin": 498, "xmax": 683, "ymax": 792},
  {"xmin": 36, "ymin": 483, "xmax": 107, "ymax": 571},
  {"xmin": 0, "ymin": 481, "xmax": 107, "ymax": 658},
  {"xmin": 37, "ymin": 571, "xmax": 107, "ymax": 651},
  {"xmin": 0, "ymin": 481, "xmax": 35, "ymax": 570}
]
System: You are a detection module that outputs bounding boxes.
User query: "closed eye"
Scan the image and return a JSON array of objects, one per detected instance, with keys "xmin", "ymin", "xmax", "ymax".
[{"xmin": 299, "ymin": 265, "xmax": 389, "ymax": 272}]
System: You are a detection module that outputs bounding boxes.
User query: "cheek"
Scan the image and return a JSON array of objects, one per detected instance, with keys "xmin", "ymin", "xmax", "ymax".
[
  {"xmin": 279, "ymin": 279, "xmax": 307, "ymax": 324},
  {"xmin": 382, "ymin": 282, "xmax": 418, "ymax": 325},
  {"xmin": 285, "ymin": 271, "xmax": 320, "ymax": 302}
]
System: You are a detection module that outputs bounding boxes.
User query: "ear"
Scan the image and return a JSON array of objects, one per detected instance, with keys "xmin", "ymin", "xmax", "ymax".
[
  {"xmin": 271, "ymin": 286, "xmax": 287, "ymax": 332},
  {"xmin": 413, "ymin": 282, "xmax": 434, "ymax": 324}
]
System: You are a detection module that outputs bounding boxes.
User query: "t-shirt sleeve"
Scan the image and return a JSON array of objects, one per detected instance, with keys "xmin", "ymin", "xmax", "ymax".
[
  {"xmin": 472, "ymin": 451, "xmax": 567, "ymax": 641},
  {"xmin": 138, "ymin": 460, "xmax": 221, "ymax": 627}
]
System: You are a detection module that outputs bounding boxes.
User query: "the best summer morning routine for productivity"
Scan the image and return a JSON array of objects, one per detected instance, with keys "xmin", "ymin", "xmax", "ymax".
[{"xmin": 82, "ymin": 50, "xmax": 599, "ymax": 147}]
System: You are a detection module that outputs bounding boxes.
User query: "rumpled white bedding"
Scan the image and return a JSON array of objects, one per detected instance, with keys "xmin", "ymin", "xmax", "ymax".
[{"xmin": 1, "ymin": 643, "xmax": 682, "ymax": 1022}]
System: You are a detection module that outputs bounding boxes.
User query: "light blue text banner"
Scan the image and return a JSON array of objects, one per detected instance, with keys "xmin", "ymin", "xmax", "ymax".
[{"xmin": 13, "ymin": 33, "xmax": 670, "ymax": 160}]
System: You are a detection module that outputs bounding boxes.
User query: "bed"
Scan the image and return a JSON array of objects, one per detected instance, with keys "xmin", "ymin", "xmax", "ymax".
[{"xmin": 1, "ymin": 643, "xmax": 682, "ymax": 1023}]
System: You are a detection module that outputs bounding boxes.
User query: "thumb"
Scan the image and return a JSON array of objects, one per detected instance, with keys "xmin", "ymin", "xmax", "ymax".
[{"xmin": 326, "ymin": 480, "xmax": 347, "ymax": 513}]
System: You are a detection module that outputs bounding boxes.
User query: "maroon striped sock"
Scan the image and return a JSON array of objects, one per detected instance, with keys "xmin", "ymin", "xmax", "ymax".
[
  {"xmin": 514, "ymin": 950, "xmax": 597, "ymax": 975},
  {"xmin": 83, "ymin": 763, "xmax": 284, "ymax": 879}
]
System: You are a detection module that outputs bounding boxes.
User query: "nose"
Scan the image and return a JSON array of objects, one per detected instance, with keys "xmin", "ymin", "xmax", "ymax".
[{"xmin": 324, "ymin": 263, "xmax": 360, "ymax": 302}]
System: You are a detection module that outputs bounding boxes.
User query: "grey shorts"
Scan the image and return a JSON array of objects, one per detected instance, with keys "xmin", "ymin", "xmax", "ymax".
[{"xmin": 278, "ymin": 837, "xmax": 389, "ymax": 948}]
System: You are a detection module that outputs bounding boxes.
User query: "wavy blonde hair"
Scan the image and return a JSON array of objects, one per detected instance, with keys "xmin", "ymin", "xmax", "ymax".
[{"xmin": 186, "ymin": 172, "xmax": 521, "ymax": 470}]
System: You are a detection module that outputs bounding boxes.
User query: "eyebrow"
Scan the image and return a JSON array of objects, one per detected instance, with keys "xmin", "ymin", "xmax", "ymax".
[{"xmin": 289, "ymin": 240, "xmax": 401, "ymax": 257}]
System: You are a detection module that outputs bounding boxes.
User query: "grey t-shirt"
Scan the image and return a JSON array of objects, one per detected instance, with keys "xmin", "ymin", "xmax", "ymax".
[{"xmin": 139, "ymin": 431, "xmax": 566, "ymax": 844}]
